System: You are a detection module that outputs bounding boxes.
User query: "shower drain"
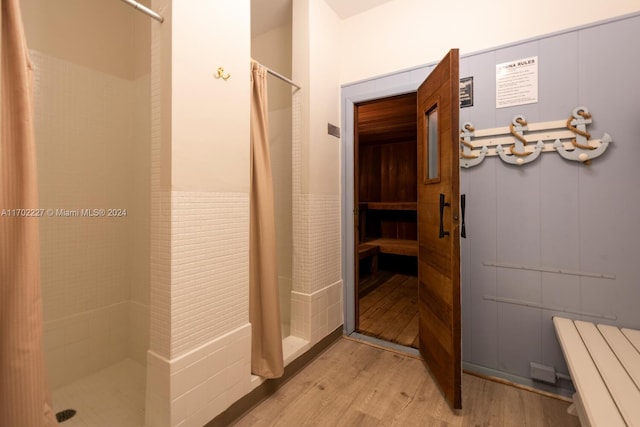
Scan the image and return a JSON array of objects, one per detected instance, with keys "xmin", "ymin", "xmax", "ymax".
[{"xmin": 55, "ymin": 409, "xmax": 76, "ymax": 423}]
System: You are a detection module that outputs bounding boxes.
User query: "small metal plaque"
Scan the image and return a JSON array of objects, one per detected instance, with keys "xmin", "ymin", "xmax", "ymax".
[{"xmin": 328, "ymin": 123, "xmax": 340, "ymax": 138}]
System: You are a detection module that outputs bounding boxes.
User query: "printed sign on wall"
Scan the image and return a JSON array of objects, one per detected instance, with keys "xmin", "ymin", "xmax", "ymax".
[
  {"xmin": 496, "ymin": 56, "xmax": 538, "ymax": 108},
  {"xmin": 460, "ymin": 77, "xmax": 474, "ymax": 108}
]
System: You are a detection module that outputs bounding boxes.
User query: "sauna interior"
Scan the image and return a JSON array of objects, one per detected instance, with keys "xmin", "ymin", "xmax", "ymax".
[{"xmin": 355, "ymin": 92, "xmax": 419, "ymax": 348}]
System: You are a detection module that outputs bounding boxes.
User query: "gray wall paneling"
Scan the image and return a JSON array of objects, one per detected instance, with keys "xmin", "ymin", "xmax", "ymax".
[
  {"xmin": 537, "ymin": 31, "xmax": 581, "ymax": 377},
  {"xmin": 577, "ymin": 16, "xmax": 640, "ymax": 328},
  {"xmin": 461, "ymin": 51, "xmax": 500, "ymax": 370},
  {"xmin": 491, "ymin": 40, "xmax": 544, "ymax": 380},
  {"xmin": 341, "ymin": 13, "xmax": 640, "ymax": 394}
]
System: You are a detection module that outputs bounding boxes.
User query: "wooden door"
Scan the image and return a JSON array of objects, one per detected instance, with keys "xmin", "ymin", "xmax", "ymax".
[{"xmin": 416, "ymin": 49, "xmax": 461, "ymax": 409}]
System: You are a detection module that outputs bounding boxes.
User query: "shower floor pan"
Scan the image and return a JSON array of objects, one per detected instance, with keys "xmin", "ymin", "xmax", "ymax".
[{"xmin": 52, "ymin": 359, "xmax": 145, "ymax": 427}]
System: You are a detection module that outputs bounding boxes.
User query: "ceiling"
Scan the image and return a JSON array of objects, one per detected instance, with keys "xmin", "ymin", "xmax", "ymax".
[
  {"xmin": 357, "ymin": 93, "xmax": 417, "ymax": 145},
  {"xmin": 251, "ymin": 0, "xmax": 292, "ymax": 37},
  {"xmin": 324, "ymin": 0, "xmax": 394, "ymax": 19},
  {"xmin": 251, "ymin": 0, "xmax": 394, "ymax": 37}
]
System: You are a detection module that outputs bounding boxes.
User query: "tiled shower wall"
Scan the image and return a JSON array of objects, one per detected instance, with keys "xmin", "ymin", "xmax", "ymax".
[
  {"xmin": 146, "ymin": 73, "xmax": 341, "ymax": 427},
  {"xmin": 146, "ymin": 190, "xmax": 251, "ymax": 427},
  {"xmin": 269, "ymin": 106, "xmax": 294, "ymax": 338},
  {"xmin": 32, "ymin": 51, "xmax": 150, "ymax": 389},
  {"xmin": 169, "ymin": 192, "xmax": 250, "ymax": 357},
  {"xmin": 291, "ymin": 92, "xmax": 343, "ymax": 344},
  {"xmin": 130, "ymin": 73, "xmax": 152, "ymax": 366},
  {"xmin": 146, "ymin": 6, "xmax": 252, "ymax": 423}
]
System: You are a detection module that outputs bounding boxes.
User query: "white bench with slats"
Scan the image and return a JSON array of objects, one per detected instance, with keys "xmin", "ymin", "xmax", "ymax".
[{"xmin": 553, "ymin": 316, "xmax": 640, "ymax": 427}]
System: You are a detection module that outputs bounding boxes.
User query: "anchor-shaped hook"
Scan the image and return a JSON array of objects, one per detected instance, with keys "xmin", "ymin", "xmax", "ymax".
[
  {"xmin": 496, "ymin": 115, "xmax": 544, "ymax": 166},
  {"xmin": 459, "ymin": 122, "xmax": 488, "ymax": 168},
  {"xmin": 554, "ymin": 106, "xmax": 611, "ymax": 165}
]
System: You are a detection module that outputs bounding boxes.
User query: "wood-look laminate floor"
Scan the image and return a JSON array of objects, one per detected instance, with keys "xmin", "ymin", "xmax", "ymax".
[
  {"xmin": 358, "ymin": 272, "xmax": 419, "ymax": 348},
  {"xmin": 234, "ymin": 338, "xmax": 579, "ymax": 427}
]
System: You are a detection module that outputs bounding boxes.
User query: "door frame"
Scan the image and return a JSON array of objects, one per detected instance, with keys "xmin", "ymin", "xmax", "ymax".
[{"xmin": 341, "ymin": 66, "xmax": 435, "ymax": 335}]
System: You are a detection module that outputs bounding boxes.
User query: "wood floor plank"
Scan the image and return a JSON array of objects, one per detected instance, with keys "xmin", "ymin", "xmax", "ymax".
[
  {"xmin": 359, "ymin": 270, "xmax": 395, "ymax": 298},
  {"xmin": 396, "ymin": 312, "xmax": 419, "ymax": 347},
  {"xmin": 380, "ymin": 277, "xmax": 418, "ymax": 345},
  {"xmin": 358, "ymin": 273, "xmax": 419, "ymax": 347},
  {"xmin": 297, "ymin": 346, "xmax": 383, "ymax": 425},
  {"xmin": 233, "ymin": 338, "xmax": 580, "ymax": 427},
  {"xmin": 361, "ymin": 297, "xmax": 410, "ymax": 338},
  {"xmin": 360, "ymin": 274, "xmax": 408, "ymax": 315}
]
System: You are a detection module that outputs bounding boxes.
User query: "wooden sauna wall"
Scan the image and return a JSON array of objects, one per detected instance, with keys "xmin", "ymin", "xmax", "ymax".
[{"xmin": 357, "ymin": 93, "xmax": 418, "ymax": 243}]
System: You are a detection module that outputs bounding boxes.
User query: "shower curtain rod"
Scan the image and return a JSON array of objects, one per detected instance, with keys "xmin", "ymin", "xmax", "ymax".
[
  {"xmin": 120, "ymin": 0, "xmax": 164, "ymax": 23},
  {"xmin": 258, "ymin": 61, "xmax": 301, "ymax": 90}
]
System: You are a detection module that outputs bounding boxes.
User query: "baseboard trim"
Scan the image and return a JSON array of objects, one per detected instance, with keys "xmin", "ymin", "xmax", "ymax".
[
  {"xmin": 463, "ymin": 362, "xmax": 574, "ymax": 401},
  {"xmin": 206, "ymin": 327, "xmax": 343, "ymax": 427}
]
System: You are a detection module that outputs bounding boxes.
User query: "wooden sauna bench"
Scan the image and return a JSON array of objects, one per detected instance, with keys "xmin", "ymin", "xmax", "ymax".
[
  {"xmin": 360, "ymin": 238, "xmax": 417, "ymax": 257},
  {"xmin": 553, "ymin": 316, "xmax": 640, "ymax": 426},
  {"xmin": 358, "ymin": 239, "xmax": 417, "ymax": 281}
]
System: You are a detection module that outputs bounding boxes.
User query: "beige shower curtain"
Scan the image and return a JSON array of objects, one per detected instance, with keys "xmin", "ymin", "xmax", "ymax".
[
  {"xmin": 0, "ymin": 1, "xmax": 58, "ymax": 425},
  {"xmin": 249, "ymin": 60, "xmax": 284, "ymax": 378}
]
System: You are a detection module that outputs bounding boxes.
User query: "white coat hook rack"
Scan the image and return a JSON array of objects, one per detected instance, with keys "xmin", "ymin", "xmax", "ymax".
[
  {"xmin": 496, "ymin": 115, "xmax": 545, "ymax": 166},
  {"xmin": 460, "ymin": 123, "xmax": 488, "ymax": 168},
  {"xmin": 459, "ymin": 106, "xmax": 612, "ymax": 168},
  {"xmin": 554, "ymin": 107, "xmax": 611, "ymax": 165}
]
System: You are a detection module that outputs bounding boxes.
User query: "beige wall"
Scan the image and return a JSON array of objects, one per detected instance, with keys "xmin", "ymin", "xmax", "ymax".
[
  {"xmin": 170, "ymin": 1, "xmax": 250, "ymax": 192},
  {"xmin": 337, "ymin": 0, "xmax": 640, "ymax": 84},
  {"xmin": 252, "ymin": 24, "xmax": 293, "ymax": 111},
  {"xmin": 294, "ymin": 0, "xmax": 341, "ymax": 196},
  {"xmin": 21, "ymin": 0, "xmax": 151, "ymax": 79}
]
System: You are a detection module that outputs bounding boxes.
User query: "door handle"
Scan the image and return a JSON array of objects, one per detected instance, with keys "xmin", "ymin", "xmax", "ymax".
[
  {"xmin": 461, "ymin": 194, "xmax": 466, "ymax": 238},
  {"xmin": 439, "ymin": 193, "xmax": 450, "ymax": 238}
]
